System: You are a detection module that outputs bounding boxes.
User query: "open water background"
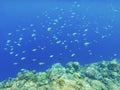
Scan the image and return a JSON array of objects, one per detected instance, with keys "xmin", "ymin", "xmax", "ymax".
[{"xmin": 0, "ymin": 0, "xmax": 120, "ymax": 81}]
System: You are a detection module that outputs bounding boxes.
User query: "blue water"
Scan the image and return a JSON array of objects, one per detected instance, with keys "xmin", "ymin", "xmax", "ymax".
[{"xmin": 0, "ymin": 1, "xmax": 120, "ymax": 81}]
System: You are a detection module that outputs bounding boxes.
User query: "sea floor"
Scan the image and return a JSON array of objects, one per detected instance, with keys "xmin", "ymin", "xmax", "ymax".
[{"xmin": 0, "ymin": 59, "xmax": 120, "ymax": 90}]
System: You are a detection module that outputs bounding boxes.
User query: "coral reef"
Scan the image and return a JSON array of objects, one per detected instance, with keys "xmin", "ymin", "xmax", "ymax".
[{"xmin": 0, "ymin": 59, "xmax": 120, "ymax": 90}]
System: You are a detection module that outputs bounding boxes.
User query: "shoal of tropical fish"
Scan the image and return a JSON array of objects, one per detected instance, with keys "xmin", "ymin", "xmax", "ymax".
[{"xmin": 4, "ymin": 1, "xmax": 116, "ymax": 66}]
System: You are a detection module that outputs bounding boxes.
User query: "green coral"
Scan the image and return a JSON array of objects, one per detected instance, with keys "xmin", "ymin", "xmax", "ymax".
[{"xmin": 0, "ymin": 59, "xmax": 120, "ymax": 90}]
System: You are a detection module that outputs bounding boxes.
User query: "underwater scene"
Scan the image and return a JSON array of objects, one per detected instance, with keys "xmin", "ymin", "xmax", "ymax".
[{"xmin": 0, "ymin": 0, "xmax": 120, "ymax": 90}]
